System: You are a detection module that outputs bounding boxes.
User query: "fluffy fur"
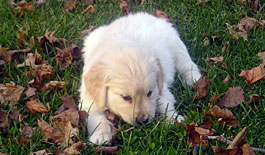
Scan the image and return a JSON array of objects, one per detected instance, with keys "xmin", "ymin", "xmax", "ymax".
[{"xmin": 79, "ymin": 12, "xmax": 201, "ymax": 145}]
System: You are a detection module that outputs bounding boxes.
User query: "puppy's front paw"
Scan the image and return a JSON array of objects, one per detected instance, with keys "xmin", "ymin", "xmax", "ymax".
[
  {"xmin": 165, "ymin": 112, "xmax": 185, "ymax": 124},
  {"xmin": 89, "ymin": 124, "xmax": 116, "ymax": 145}
]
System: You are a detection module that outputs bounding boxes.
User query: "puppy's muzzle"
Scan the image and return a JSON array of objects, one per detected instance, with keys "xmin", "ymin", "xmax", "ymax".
[{"xmin": 136, "ymin": 117, "xmax": 149, "ymax": 125}]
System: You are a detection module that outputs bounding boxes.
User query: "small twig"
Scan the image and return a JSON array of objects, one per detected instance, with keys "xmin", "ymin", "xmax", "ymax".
[
  {"xmin": 122, "ymin": 126, "xmax": 135, "ymax": 133},
  {"xmin": 227, "ymin": 127, "xmax": 247, "ymax": 149}
]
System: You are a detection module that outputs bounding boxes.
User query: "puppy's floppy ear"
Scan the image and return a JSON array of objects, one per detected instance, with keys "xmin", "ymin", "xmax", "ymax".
[
  {"xmin": 156, "ymin": 58, "xmax": 164, "ymax": 95},
  {"xmin": 84, "ymin": 61, "xmax": 110, "ymax": 110}
]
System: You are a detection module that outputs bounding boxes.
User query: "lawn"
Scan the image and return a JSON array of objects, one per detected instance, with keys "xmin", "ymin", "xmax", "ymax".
[{"xmin": 0, "ymin": 0, "xmax": 264, "ymax": 154}]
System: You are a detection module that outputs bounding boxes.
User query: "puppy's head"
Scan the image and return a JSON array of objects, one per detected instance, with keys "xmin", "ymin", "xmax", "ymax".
[{"xmin": 84, "ymin": 44, "xmax": 164, "ymax": 125}]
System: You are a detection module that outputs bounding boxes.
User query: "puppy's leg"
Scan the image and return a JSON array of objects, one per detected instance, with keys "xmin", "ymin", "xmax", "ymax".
[
  {"xmin": 157, "ymin": 84, "xmax": 184, "ymax": 123},
  {"xmin": 169, "ymin": 37, "xmax": 201, "ymax": 86},
  {"xmin": 87, "ymin": 110, "xmax": 116, "ymax": 145}
]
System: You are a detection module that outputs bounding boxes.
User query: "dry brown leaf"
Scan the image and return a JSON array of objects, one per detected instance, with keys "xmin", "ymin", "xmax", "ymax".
[
  {"xmin": 196, "ymin": 0, "xmax": 209, "ymax": 6},
  {"xmin": 186, "ymin": 122, "xmax": 201, "ymax": 147},
  {"xmin": 4, "ymin": 48, "xmax": 31, "ymax": 62},
  {"xmin": 11, "ymin": 0, "xmax": 34, "ymax": 17},
  {"xmin": 43, "ymin": 81, "xmax": 66, "ymax": 91},
  {"xmin": 238, "ymin": 15, "xmax": 257, "ymax": 32},
  {"xmin": 257, "ymin": 52, "xmax": 265, "ymax": 64},
  {"xmin": 79, "ymin": 25, "xmax": 94, "ymax": 36},
  {"xmin": 0, "ymin": 45, "xmax": 8, "ymax": 57},
  {"xmin": 67, "ymin": 43, "xmax": 82, "ymax": 59},
  {"xmin": 208, "ymin": 105, "xmax": 239, "ymax": 127},
  {"xmin": 17, "ymin": 52, "xmax": 46, "ymax": 69},
  {"xmin": 10, "ymin": 106, "xmax": 20, "ymax": 122},
  {"xmin": 93, "ymin": 146, "xmax": 119, "ymax": 154},
  {"xmin": 64, "ymin": 141, "xmax": 85, "ymax": 155},
  {"xmin": 27, "ymin": 63, "xmax": 55, "ymax": 84},
  {"xmin": 249, "ymin": 94, "xmax": 264, "ymax": 103},
  {"xmin": 210, "ymin": 93, "xmax": 224, "ymax": 105},
  {"xmin": 194, "ymin": 127, "xmax": 215, "ymax": 136},
  {"xmin": 25, "ymin": 100, "xmax": 49, "ymax": 114},
  {"xmin": 206, "ymin": 56, "xmax": 224, "ymax": 64},
  {"xmin": 53, "ymin": 109, "xmax": 79, "ymax": 127},
  {"xmin": 120, "ymin": 1, "xmax": 130, "ymax": 15},
  {"xmin": 22, "ymin": 123, "xmax": 36, "ymax": 138},
  {"xmin": 239, "ymin": 64, "xmax": 265, "ymax": 84},
  {"xmin": 37, "ymin": 119, "xmax": 54, "ymax": 142},
  {"xmin": 193, "ymin": 72, "xmax": 211, "ymax": 99},
  {"xmin": 0, "ymin": 83, "xmax": 24, "ymax": 105},
  {"xmin": 240, "ymin": 143, "xmax": 255, "ymax": 155},
  {"xmin": 25, "ymin": 87, "xmax": 37, "ymax": 98},
  {"xmin": 81, "ymin": 5, "xmax": 95, "ymax": 17},
  {"xmin": 56, "ymin": 96, "xmax": 78, "ymax": 114},
  {"xmin": 226, "ymin": 24, "xmax": 239, "ymax": 41},
  {"xmin": 211, "ymin": 145, "xmax": 239, "ymax": 155},
  {"xmin": 31, "ymin": 149, "xmax": 49, "ymax": 155},
  {"xmin": 55, "ymin": 47, "xmax": 72, "ymax": 68},
  {"xmin": 217, "ymin": 87, "xmax": 245, "ymax": 108},
  {"xmin": 223, "ymin": 74, "xmax": 231, "ymax": 83},
  {"xmin": 63, "ymin": 0, "xmax": 80, "ymax": 12},
  {"xmin": 237, "ymin": 0, "xmax": 246, "ymax": 6},
  {"xmin": 37, "ymin": 30, "xmax": 67, "ymax": 50},
  {"xmin": 0, "ymin": 111, "xmax": 8, "ymax": 130},
  {"xmin": 203, "ymin": 36, "xmax": 209, "ymax": 46},
  {"xmin": 154, "ymin": 10, "xmax": 172, "ymax": 23}
]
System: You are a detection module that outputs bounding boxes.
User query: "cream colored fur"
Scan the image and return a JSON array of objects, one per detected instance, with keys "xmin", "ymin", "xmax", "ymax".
[{"xmin": 79, "ymin": 12, "xmax": 201, "ymax": 145}]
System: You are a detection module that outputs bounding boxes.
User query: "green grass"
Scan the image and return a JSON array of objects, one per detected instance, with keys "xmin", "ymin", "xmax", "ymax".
[{"xmin": 0, "ymin": 0, "xmax": 264, "ymax": 154}]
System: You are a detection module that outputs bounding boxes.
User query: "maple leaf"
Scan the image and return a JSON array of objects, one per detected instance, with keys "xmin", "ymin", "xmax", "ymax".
[
  {"xmin": 25, "ymin": 100, "xmax": 49, "ymax": 114},
  {"xmin": 0, "ymin": 83, "xmax": 24, "ymax": 105},
  {"xmin": 208, "ymin": 105, "xmax": 239, "ymax": 127},
  {"xmin": 239, "ymin": 64, "xmax": 265, "ymax": 84},
  {"xmin": 120, "ymin": 1, "xmax": 130, "ymax": 15},
  {"xmin": 217, "ymin": 87, "xmax": 245, "ymax": 108},
  {"xmin": 193, "ymin": 72, "xmax": 211, "ymax": 99},
  {"xmin": 154, "ymin": 10, "xmax": 172, "ymax": 23}
]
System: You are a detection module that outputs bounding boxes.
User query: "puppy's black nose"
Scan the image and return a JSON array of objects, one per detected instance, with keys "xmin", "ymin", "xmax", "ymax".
[{"xmin": 136, "ymin": 117, "xmax": 149, "ymax": 125}]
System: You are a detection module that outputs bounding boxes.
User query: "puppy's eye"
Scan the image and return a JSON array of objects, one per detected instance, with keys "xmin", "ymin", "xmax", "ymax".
[
  {"xmin": 122, "ymin": 95, "xmax": 132, "ymax": 101},
  {"xmin": 147, "ymin": 91, "xmax": 152, "ymax": 97}
]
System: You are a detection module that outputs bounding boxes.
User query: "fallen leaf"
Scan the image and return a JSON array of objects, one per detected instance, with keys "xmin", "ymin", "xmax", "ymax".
[
  {"xmin": 240, "ymin": 142, "xmax": 255, "ymax": 155},
  {"xmin": 221, "ymin": 41, "xmax": 230, "ymax": 53},
  {"xmin": 0, "ymin": 83, "xmax": 24, "ymax": 105},
  {"xmin": 257, "ymin": 52, "xmax": 265, "ymax": 64},
  {"xmin": 37, "ymin": 119, "xmax": 54, "ymax": 142},
  {"xmin": 226, "ymin": 24, "xmax": 239, "ymax": 41},
  {"xmin": 78, "ymin": 111, "xmax": 88, "ymax": 132},
  {"xmin": 217, "ymin": 87, "xmax": 244, "ymax": 108},
  {"xmin": 37, "ymin": 30, "xmax": 67, "ymax": 50},
  {"xmin": 249, "ymin": 94, "xmax": 264, "ymax": 103},
  {"xmin": 238, "ymin": 15, "xmax": 257, "ymax": 32},
  {"xmin": 53, "ymin": 109, "xmax": 79, "ymax": 127},
  {"xmin": 236, "ymin": 0, "xmax": 246, "ymax": 6},
  {"xmin": 67, "ymin": 43, "xmax": 82, "ymax": 59},
  {"xmin": 203, "ymin": 36, "xmax": 209, "ymax": 46},
  {"xmin": 206, "ymin": 56, "xmax": 224, "ymax": 64},
  {"xmin": 4, "ymin": 48, "xmax": 31, "ymax": 62},
  {"xmin": 193, "ymin": 72, "xmax": 211, "ymax": 99},
  {"xmin": 154, "ymin": 10, "xmax": 172, "ymax": 23},
  {"xmin": 0, "ymin": 111, "xmax": 8, "ymax": 130},
  {"xmin": 79, "ymin": 25, "xmax": 94, "ymax": 36},
  {"xmin": 43, "ymin": 81, "xmax": 66, "ymax": 91},
  {"xmin": 27, "ymin": 64, "xmax": 55, "ymax": 83},
  {"xmin": 25, "ymin": 87, "xmax": 37, "ymax": 98},
  {"xmin": 26, "ymin": 100, "xmax": 49, "ymax": 114},
  {"xmin": 211, "ymin": 145, "xmax": 239, "ymax": 155},
  {"xmin": 208, "ymin": 105, "xmax": 239, "ymax": 127},
  {"xmin": 186, "ymin": 122, "xmax": 201, "ymax": 147},
  {"xmin": 81, "ymin": 5, "xmax": 95, "ymax": 17},
  {"xmin": 31, "ymin": 149, "xmax": 49, "ymax": 155},
  {"xmin": 63, "ymin": 0, "xmax": 80, "ymax": 12},
  {"xmin": 199, "ymin": 116, "xmax": 213, "ymax": 129},
  {"xmin": 11, "ymin": 0, "xmax": 34, "ymax": 17},
  {"xmin": 194, "ymin": 127, "xmax": 215, "ymax": 136},
  {"xmin": 120, "ymin": 1, "xmax": 130, "ymax": 15},
  {"xmin": 64, "ymin": 141, "xmax": 85, "ymax": 155},
  {"xmin": 0, "ymin": 45, "xmax": 8, "ymax": 57},
  {"xmin": 239, "ymin": 64, "xmax": 265, "ymax": 84},
  {"xmin": 10, "ymin": 106, "xmax": 20, "ymax": 122},
  {"xmin": 196, "ymin": 0, "xmax": 209, "ymax": 6},
  {"xmin": 55, "ymin": 47, "xmax": 72, "ymax": 68},
  {"xmin": 210, "ymin": 93, "xmax": 224, "ymax": 105},
  {"xmin": 93, "ymin": 146, "xmax": 119, "ymax": 154},
  {"xmin": 22, "ymin": 123, "xmax": 36, "ymax": 138},
  {"xmin": 223, "ymin": 74, "xmax": 231, "ymax": 83}
]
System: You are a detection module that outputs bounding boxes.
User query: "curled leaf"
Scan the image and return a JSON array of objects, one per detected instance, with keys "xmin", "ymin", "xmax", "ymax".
[{"xmin": 239, "ymin": 64, "xmax": 265, "ymax": 84}]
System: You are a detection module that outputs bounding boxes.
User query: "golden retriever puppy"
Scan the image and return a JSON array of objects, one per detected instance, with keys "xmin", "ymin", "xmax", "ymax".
[{"xmin": 79, "ymin": 12, "xmax": 201, "ymax": 145}]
